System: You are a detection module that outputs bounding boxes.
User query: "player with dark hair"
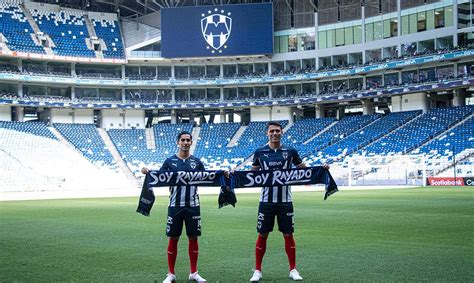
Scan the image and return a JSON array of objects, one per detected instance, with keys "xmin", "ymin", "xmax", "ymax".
[
  {"xmin": 141, "ymin": 131, "xmax": 207, "ymax": 283},
  {"xmin": 249, "ymin": 121, "xmax": 329, "ymax": 282}
]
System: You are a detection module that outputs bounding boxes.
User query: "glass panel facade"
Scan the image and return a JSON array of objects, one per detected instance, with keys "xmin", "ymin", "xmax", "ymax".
[
  {"xmin": 365, "ymin": 23, "xmax": 374, "ymax": 42},
  {"xmin": 327, "ymin": 29, "xmax": 335, "ymax": 48},
  {"xmin": 401, "ymin": 15, "xmax": 409, "ymax": 35},
  {"xmin": 336, "ymin": 28, "xmax": 344, "ymax": 46},
  {"xmin": 318, "ymin": 31, "xmax": 327, "ymax": 49},
  {"xmin": 354, "ymin": 25, "xmax": 362, "ymax": 44},
  {"xmin": 383, "ymin": 19, "xmax": 391, "ymax": 38},
  {"xmin": 417, "ymin": 11, "xmax": 426, "ymax": 32},
  {"xmin": 345, "ymin": 27, "xmax": 354, "ymax": 45},
  {"xmin": 279, "ymin": 36, "xmax": 288, "ymax": 53},
  {"xmin": 374, "ymin": 21, "xmax": 383, "ymax": 40},
  {"xmin": 288, "ymin": 35, "xmax": 298, "ymax": 52},
  {"xmin": 426, "ymin": 9, "xmax": 435, "ymax": 30}
]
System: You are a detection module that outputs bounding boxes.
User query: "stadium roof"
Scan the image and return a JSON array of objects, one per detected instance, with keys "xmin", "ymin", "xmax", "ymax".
[
  {"xmin": 30, "ymin": 0, "xmax": 439, "ymax": 24},
  {"xmin": 32, "ymin": 0, "xmax": 272, "ymax": 18}
]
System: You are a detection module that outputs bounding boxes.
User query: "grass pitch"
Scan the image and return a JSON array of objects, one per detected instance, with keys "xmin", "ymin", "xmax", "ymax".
[{"xmin": 1, "ymin": 187, "xmax": 473, "ymax": 282}]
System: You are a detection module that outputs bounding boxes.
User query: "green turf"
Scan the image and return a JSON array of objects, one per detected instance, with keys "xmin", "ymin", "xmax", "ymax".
[{"xmin": 1, "ymin": 187, "xmax": 473, "ymax": 282}]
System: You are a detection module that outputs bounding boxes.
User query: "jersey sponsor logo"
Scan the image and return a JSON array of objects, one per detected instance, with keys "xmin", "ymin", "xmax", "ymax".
[
  {"xmin": 263, "ymin": 153, "xmax": 269, "ymax": 158},
  {"xmin": 167, "ymin": 216, "xmax": 173, "ymax": 224},
  {"xmin": 269, "ymin": 161, "xmax": 283, "ymax": 166},
  {"xmin": 201, "ymin": 8, "xmax": 232, "ymax": 54},
  {"xmin": 171, "ymin": 163, "xmax": 177, "ymax": 167},
  {"xmin": 257, "ymin": 212, "xmax": 264, "ymax": 220}
]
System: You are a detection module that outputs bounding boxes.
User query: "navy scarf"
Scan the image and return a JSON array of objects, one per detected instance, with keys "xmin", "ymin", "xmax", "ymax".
[{"xmin": 137, "ymin": 166, "xmax": 338, "ymax": 216}]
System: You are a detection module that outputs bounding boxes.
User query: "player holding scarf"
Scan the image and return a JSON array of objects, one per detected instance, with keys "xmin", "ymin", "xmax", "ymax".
[{"xmin": 249, "ymin": 121, "xmax": 330, "ymax": 282}]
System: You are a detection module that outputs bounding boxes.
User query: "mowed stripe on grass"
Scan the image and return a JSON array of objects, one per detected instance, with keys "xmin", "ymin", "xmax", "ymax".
[{"xmin": 1, "ymin": 187, "xmax": 473, "ymax": 282}]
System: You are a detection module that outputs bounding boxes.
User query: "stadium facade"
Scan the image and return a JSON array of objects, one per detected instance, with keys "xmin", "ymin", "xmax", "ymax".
[{"xmin": 0, "ymin": 0, "xmax": 472, "ymax": 191}]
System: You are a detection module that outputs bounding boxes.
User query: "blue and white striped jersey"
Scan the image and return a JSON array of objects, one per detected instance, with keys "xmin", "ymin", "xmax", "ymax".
[
  {"xmin": 161, "ymin": 154, "xmax": 205, "ymax": 207},
  {"xmin": 252, "ymin": 144, "xmax": 303, "ymax": 203}
]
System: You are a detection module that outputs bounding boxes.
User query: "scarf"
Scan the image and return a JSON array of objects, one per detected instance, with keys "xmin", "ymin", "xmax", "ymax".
[{"xmin": 136, "ymin": 166, "xmax": 338, "ymax": 216}]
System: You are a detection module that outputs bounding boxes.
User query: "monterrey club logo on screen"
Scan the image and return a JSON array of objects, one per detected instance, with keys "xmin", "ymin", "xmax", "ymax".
[{"xmin": 201, "ymin": 8, "xmax": 232, "ymax": 54}]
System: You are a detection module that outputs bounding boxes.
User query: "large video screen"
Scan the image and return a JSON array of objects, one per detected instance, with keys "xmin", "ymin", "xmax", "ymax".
[{"xmin": 161, "ymin": 3, "xmax": 273, "ymax": 58}]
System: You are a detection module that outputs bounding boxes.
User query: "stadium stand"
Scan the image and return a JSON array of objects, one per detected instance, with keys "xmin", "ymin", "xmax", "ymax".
[
  {"xmin": 29, "ymin": 8, "xmax": 95, "ymax": 58},
  {"xmin": 0, "ymin": 120, "xmax": 56, "ymax": 139},
  {"xmin": 53, "ymin": 123, "xmax": 117, "ymax": 170},
  {"xmin": 0, "ymin": 2, "xmax": 45, "ymax": 54},
  {"xmin": 299, "ymin": 114, "xmax": 380, "ymax": 159},
  {"xmin": 107, "ymin": 128, "xmax": 161, "ymax": 176},
  {"xmin": 360, "ymin": 106, "xmax": 473, "ymax": 156},
  {"xmin": 0, "ymin": 122, "xmax": 127, "ymax": 192},
  {"xmin": 153, "ymin": 122, "xmax": 194, "ymax": 163},
  {"xmin": 283, "ymin": 117, "xmax": 336, "ymax": 145},
  {"xmin": 0, "ymin": 0, "xmax": 472, "ymax": 191},
  {"xmin": 92, "ymin": 19, "xmax": 125, "ymax": 59},
  {"xmin": 320, "ymin": 110, "xmax": 422, "ymax": 161},
  {"xmin": 194, "ymin": 122, "xmax": 240, "ymax": 169}
]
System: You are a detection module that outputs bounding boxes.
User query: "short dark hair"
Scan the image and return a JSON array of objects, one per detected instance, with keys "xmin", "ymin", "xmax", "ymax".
[
  {"xmin": 266, "ymin": 121, "xmax": 282, "ymax": 130},
  {"xmin": 177, "ymin": 131, "xmax": 192, "ymax": 141}
]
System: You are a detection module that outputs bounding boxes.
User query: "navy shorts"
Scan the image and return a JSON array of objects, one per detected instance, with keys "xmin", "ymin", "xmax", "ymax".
[
  {"xmin": 166, "ymin": 206, "xmax": 201, "ymax": 237},
  {"xmin": 256, "ymin": 202, "xmax": 294, "ymax": 234}
]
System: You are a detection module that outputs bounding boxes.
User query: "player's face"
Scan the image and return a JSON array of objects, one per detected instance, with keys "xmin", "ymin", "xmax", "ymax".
[
  {"xmin": 177, "ymin": 134, "xmax": 192, "ymax": 152},
  {"xmin": 267, "ymin": 125, "xmax": 282, "ymax": 143}
]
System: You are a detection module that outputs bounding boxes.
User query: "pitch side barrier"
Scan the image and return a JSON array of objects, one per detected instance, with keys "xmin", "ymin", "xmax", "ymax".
[
  {"xmin": 0, "ymin": 49, "xmax": 472, "ymax": 87},
  {"xmin": 427, "ymin": 177, "xmax": 474, "ymax": 186},
  {"xmin": 0, "ymin": 78, "xmax": 472, "ymax": 110}
]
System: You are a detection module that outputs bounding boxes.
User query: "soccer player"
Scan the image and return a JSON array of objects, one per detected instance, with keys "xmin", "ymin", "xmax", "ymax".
[
  {"xmin": 141, "ymin": 131, "xmax": 207, "ymax": 283},
  {"xmin": 249, "ymin": 121, "xmax": 329, "ymax": 282}
]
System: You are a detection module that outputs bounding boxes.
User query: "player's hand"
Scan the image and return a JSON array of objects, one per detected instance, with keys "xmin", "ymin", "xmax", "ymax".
[
  {"xmin": 141, "ymin": 167, "xmax": 150, "ymax": 174},
  {"xmin": 322, "ymin": 163, "xmax": 330, "ymax": 170}
]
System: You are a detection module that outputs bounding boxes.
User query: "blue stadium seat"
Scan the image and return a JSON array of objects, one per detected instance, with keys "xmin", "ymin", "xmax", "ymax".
[
  {"xmin": 53, "ymin": 123, "xmax": 117, "ymax": 169},
  {"xmin": 0, "ymin": 121, "xmax": 56, "ymax": 139},
  {"xmin": 0, "ymin": 4, "xmax": 46, "ymax": 54},
  {"xmin": 107, "ymin": 128, "xmax": 161, "ymax": 176},
  {"xmin": 30, "ymin": 9, "xmax": 96, "ymax": 58},
  {"xmin": 92, "ymin": 19, "xmax": 125, "ymax": 59},
  {"xmin": 194, "ymin": 122, "xmax": 240, "ymax": 169},
  {"xmin": 361, "ymin": 106, "xmax": 473, "ymax": 156}
]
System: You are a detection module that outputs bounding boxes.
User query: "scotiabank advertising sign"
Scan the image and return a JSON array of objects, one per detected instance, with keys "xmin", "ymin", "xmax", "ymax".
[{"xmin": 427, "ymin": 177, "xmax": 474, "ymax": 186}]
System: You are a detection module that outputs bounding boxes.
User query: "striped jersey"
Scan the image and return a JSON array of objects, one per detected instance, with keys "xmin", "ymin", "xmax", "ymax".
[
  {"xmin": 252, "ymin": 144, "xmax": 303, "ymax": 203},
  {"xmin": 160, "ymin": 154, "xmax": 205, "ymax": 207}
]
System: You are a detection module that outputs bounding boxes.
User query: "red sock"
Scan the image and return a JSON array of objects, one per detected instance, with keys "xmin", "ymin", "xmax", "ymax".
[
  {"xmin": 255, "ymin": 234, "xmax": 267, "ymax": 271},
  {"xmin": 188, "ymin": 238, "xmax": 199, "ymax": 273},
  {"xmin": 167, "ymin": 238, "xmax": 179, "ymax": 274},
  {"xmin": 284, "ymin": 234, "xmax": 296, "ymax": 270}
]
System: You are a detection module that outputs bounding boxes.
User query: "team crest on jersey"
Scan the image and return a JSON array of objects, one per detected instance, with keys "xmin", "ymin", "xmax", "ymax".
[
  {"xmin": 201, "ymin": 8, "xmax": 232, "ymax": 54},
  {"xmin": 282, "ymin": 151, "xmax": 288, "ymax": 159},
  {"xmin": 190, "ymin": 161, "xmax": 197, "ymax": 169}
]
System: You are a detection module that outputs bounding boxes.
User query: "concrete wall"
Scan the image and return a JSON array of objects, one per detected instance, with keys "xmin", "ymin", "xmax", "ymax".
[
  {"xmin": 250, "ymin": 106, "xmax": 293, "ymax": 122},
  {"xmin": 0, "ymin": 106, "xmax": 11, "ymax": 121},
  {"xmin": 391, "ymin": 92, "xmax": 429, "ymax": 112},
  {"xmin": 50, "ymin": 108, "xmax": 94, "ymax": 124},
  {"xmin": 101, "ymin": 109, "xmax": 144, "ymax": 129}
]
